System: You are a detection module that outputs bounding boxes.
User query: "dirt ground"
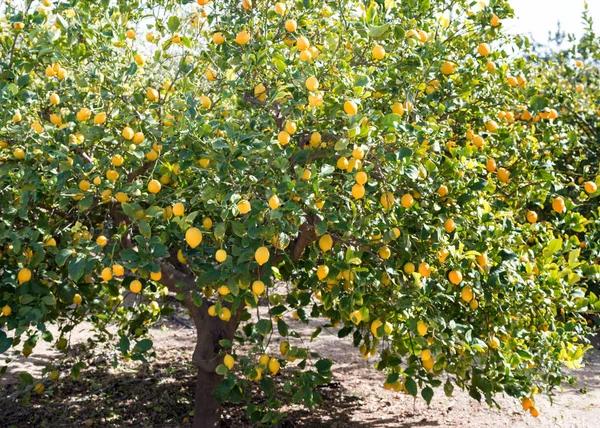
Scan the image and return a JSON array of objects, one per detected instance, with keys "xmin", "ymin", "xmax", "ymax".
[{"xmin": 0, "ymin": 312, "xmax": 598, "ymax": 428}]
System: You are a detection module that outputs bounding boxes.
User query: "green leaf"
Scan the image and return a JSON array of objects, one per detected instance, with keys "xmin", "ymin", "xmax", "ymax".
[
  {"xmin": 277, "ymin": 318, "xmax": 289, "ymax": 336},
  {"xmin": 133, "ymin": 339, "xmax": 153, "ymax": 353},
  {"xmin": 56, "ymin": 249, "xmax": 73, "ymax": 266},
  {"xmin": 119, "ymin": 335, "xmax": 130, "ymax": 355},
  {"xmin": 41, "ymin": 295, "xmax": 56, "ymax": 306},
  {"xmin": 444, "ymin": 379, "xmax": 454, "ymax": 397},
  {"xmin": 404, "ymin": 377, "xmax": 417, "ymax": 397},
  {"xmin": 529, "ymin": 95, "xmax": 549, "ymax": 112},
  {"xmin": 543, "ymin": 237, "xmax": 563, "ymax": 258},
  {"xmin": 256, "ymin": 319, "xmax": 272, "ymax": 335},
  {"xmin": 139, "ymin": 220, "xmax": 151, "ymax": 238},
  {"xmin": 167, "ymin": 16, "xmax": 180, "ymax": 33},
  {"xmin": 68, "ymin": 255, "xmax": 86, "ymax": 282},
  {"xmin": 192, "ymin": 290, "xmax": 203, "ymax": 308},
  {"xmin": 421, "ymin": 386, "xmax": 434, "ymax": 405},
  {"xmin": 0, "ymin": 331, "xmax": 12, "ymax": 354},
  {"xmin": 215, "ymin": 364, "xmax": 228, "ymax": 375},
  {"xmin": 18, "ymin": 372, "xmax": 34, "ymax": 385},
  {"xmin": 369, "ymin": 24, "xmax": 390, "ymax": 38},
  {"xmin": 315, "ymin": 359, "xmax": 332, "ymax": 373}
]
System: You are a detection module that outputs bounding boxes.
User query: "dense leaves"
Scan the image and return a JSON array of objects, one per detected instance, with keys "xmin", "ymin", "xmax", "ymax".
[{"xmin": 0, "ymin": 0, "xmax": 598, "ymax": 423}]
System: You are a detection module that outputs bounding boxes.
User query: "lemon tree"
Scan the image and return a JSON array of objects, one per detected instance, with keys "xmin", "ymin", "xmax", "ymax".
[{"xmin": 0, "ymin": 0, "xmax": 597, "ymax": 427}]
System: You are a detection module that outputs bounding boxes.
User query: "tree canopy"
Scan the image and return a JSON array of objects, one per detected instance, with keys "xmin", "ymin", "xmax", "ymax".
[{"xmin": 0, "ymin": 0, "xmax": 598, "ymax": 425}]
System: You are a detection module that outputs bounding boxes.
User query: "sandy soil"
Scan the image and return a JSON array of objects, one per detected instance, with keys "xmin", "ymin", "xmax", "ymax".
[{"xmin": 0, "ymin": 312, "xmax": 598, "ymax": 427}]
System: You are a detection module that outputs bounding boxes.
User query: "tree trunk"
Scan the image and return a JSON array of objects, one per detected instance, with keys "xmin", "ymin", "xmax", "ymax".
[
  {"xmin": 193, "ymin": 367, "xmax": 222, "ymax": 428},
  {"xmin": 186, "ymin": 296, "xmax": 240, "ymax": 428}
]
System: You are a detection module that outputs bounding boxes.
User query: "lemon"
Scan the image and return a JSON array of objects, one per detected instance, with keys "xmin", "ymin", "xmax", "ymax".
[
  {"xmin": 101, "ymin": 267, "xmax": 113, "ymax": 282},
  {"xmin": 147, "ymin": 179, "xmax": 161, "ymax": 194},
  {"xmin": 186, "ymin": 227, "xmax": 203, "ymax": 248},
  {"xmin": 223, "ymin": 354, "xmax": 235, "ymax": 370},
  {"xmin": 173, "ymin": 202, "xmax": 185, "ymax": 216},
  {"xmin": 215, "ymin": 249, "xmax": 227, "ymax": 262},
  {"xmin": 371, "ymin": 319, "xmax": 383, "ymax": 337},
  {"xmin": 129, "ymin": 280, "xmax": 142, "ymax": 293},
  {"xmin": 150, "ymin": 271, "xmax": 162, "ymax": 281},
  {"xmin": 238, "ymin": 199, "xmax": 251, "ymax": 214},
  {"xmin": 448, "ymin": 270, "xmax": 462, "ymax": 285},
  {"xmin": 417, "ymin": 320, "xmax": 428, "ymax": 336},
  {"xmin": 461, "ymin": 285, "xmax": 473, "ymax": 302},
  {"xmin": 254, "ymin": 246, "xmax": 270, "ymax": 266},
  {"xmin": 268, "ymin": 358, "xmax": 280, "ymax": 374},
  {"xmin": 18, "ymin": 268, "xmax": 32, "ymax": 284},
  {"xmin": 319, "ymin": 234, "xmax": 333, "ymax": 252},
  {"xmin": 317, "ymin": 265, "xmax": 329, "ymax": 280}
]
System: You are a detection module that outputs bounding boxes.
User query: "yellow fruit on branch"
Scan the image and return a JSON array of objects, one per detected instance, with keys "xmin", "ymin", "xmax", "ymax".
[{"xmin": 185, "ymin": 227, "xmax": 203, "ymax": 248}]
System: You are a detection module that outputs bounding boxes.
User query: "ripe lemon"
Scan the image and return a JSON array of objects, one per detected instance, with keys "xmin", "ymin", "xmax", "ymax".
[
  {"xmin": 526, "ymin": 211, "xmax": 537, "ymax": 223},
  {"xmin": 522, "ymin": 397, "xmax": 534, "ymax": 411},
  {"xmin": 404, "ymin": 262, "xmax": 415, "ymax": 274},
  {"xmin": 448, "ymin": 269, "xmax": 463, "ymax": 285},
  {"xmin": 219, "ymin": 307, "xmax": 231, "ymax": 321},
  {"xmin": 150, "ymin": 271, "xmax": 162, "ymax": 281},
  {"xmin": 490, "ymin": 14, "xmax": 499, "ymax": 26},
  {"xmin": 584, "ymin": 181, "xmax": 597, "ymax": 194},
  {"xmin": 129, "ymin": 280, "xmax": 142, "ymax": 293},
  {"xmin": 486, "ymin": 120, "xmax": 499, "ymax": 132},
  {"xmin": 441, "ymin": 61, "xmax": 455, "ymax": 75},
  {"xmin": 278, "ymin": 130, "xmax": 291, "ymax": 145},
  {"xmin": 76, "ymin": 108, "xmax": 91, "ymax": 121},
  {"xmin": 255, "ymin": 246, "xmax": 270, "ymax": 265},
  {"xmin": 218, "ymin": 285, "xmax": 230, "ymax": 296},
  {"xmin": 147, "ymin": 179, "xmax": 161, "ymax": 194},
  {"xmin": 235, "ymin": 30, "xmax": 250, "ymax": 45},
  {"xmin": 122, "ymin": 127, "xmax": 134, "ymax": 140},
  {"xmin": 112, "ymin": 264, "xmax": 125, "ymax": 276},
  {"xmin": 264, "ymin": 195, "xmax": 280, "ymax": 211},
  {"xmin": 392, "ymin": 102, "xmax": 405, "ymax": 116},
  {"xmin": 418, "ymin": 262, "xmax": 431, "ymax": 277},
  {"xmin": 18, "ymin": 267, "xmax": 32, "ymax": 284},
  {"xmin": 96, "ymin": 235, "xmax": 108, "ymax": 247},
  {"xmin": 238, "ymin": 199, "xmax": 251, "ymax": 214},
  {"xmin": 285, "ymin": 19, "xmax": 297, "ymax": 32},
  {"xmin": 417, "ymin": 320, "xmax": 428, "ymax": 336},
  {"xmin": 352, "ymin": 146, "xmax": 364, "ymax": 160},
  {"xmin": 461, "ymin": 285, "xmax": 473, "ymax": 302},
  {"xmin": 223, "ymin": 354, "xmax": 235, "ymax": 370},
  {"xmin": 400, "ymin": 193, "xmax": 414, "ymax": 208},
  {"xmin": 252, "ymin": 280, "xmax": 265, "ymax": 295},
  {"xmin": 310, "ymin": 132, "xmax": 321, "ymax": 146},
  {"xmin": 49, "ymin": 93, "xmax": 60, "ymax": 105},
  {"xmin": 297, "ymin": 36, "xmax": 310, "ymax": 51},
  {"xmin": 275, "ymin": 2, "xmax": 286, "ymax": 15},
  {"xmin": 45, "ymin": 238, "xmax": 57, "ymax": 247},
  {"xmin": 172, "ymin": 203, "xmax": 185, "ymax": 216},
  {"xmin": 379, "ymin": 246, "xmax": 391, "ymax": 259},
  {"xmin": 380, "ymin": 192, "xmax": 395, "ymax": 209},
  {"xmin": 351, "ymin": 183, "xmax": 365, "ymax": 199},
  {"xmin": 317, "ymin": 265, "xmax": 329, "ymax": 280},
  {"xmin": 355, "ymin": 171, "xmax": 367, "ymax": 185},
  {"xmin": 486, "ymin": 157, "xmax": 496, "ymax": 172},
  {"xmin": 337, "ymin": 157, "xmax": 349, "ymax": 170},
  {"xmin": 443, "ymin": 218, "xmax": 456, "ymax": 233},
  {"xmin": 72, "ymin": 293, "xmax": 82, "ymax": 305},
  {"xmin": 1, "ymin": 305, "xmax": 12, "ymax": 316},
  {"xmin": 186, "ymin": 228, "xmax": 203, "ymax": 248},
  {"xmin": 477, "ymin": 43, "xmax": 491, "ymax": 56},
  {"xmin": 552, "ymin": 196, "xmax": 565, "ymax": 213},
  {"xmin": 215, "ymin": 249, "xmax": 227, "ymax": 263},
  {"xmin": 372, "ymin": 45, "xmax": 385, "ymax": 60},
  {"xmin": 101, "ymin": 267, "xmax": 113, "ymax": 282},
  {"xmin": 268, "ymin": 358, "xmax": 280, "ymax": 374},
  {"xmin": 437, "ymin": 185, "xmax": 448, "ymax": 197},
  {"xmin": 344, "ymin": 100, "xmax": 358, "ymax": 115},
  {"xmin": 319, "ymin": 234, "xmax": 333, "ymax": 252},
  {"xmin": 498, "ymin": 168, "xmax": 510, "ymax": 183},
  {"xmin": 489, "ymin": 337, "xmax": 500, "ymax": 349},
  {"xmin": 78, "ymin": 180, "xmax": 90, "ymax": 191},
  {"xmin": 203, "ymin": 217, "xmax": 213, "ymax": 230},
  {"xmin": 305, "ymin": 76, "xmax": 319, "ymax": 91}
]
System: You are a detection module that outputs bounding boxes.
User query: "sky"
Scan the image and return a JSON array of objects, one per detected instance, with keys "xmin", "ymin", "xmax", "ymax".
[{"xmin": 505, "ymin": 0, "xmax": 600, "ymax": 44}]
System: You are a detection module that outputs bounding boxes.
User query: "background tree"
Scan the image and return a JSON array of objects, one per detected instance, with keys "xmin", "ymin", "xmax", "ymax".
[{"xmin": 0, "ymin": 0, "xmax": 597, "ymax": 427}]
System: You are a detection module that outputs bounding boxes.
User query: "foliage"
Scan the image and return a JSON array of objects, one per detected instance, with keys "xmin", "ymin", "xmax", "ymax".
[{"xmin": 0, "ymin": 0, "xmax": 598, "ymax": 423}]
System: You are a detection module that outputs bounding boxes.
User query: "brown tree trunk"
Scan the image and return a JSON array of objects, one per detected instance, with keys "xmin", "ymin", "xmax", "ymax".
[
  {"xmin": 193, "ymin": 367, "xmax": 222, "ymax": 428},
  {"xmin": 186, "ymin": 296, "xmax": 240, "ymax": 428}
]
